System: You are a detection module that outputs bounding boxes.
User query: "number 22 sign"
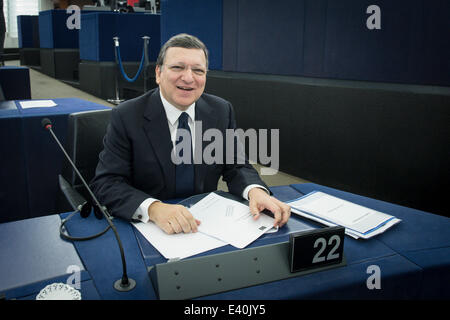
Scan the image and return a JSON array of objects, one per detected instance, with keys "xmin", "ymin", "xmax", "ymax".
[{"xmin": 289, "ymin": 226, "xmax": 345, "ymax": 273}]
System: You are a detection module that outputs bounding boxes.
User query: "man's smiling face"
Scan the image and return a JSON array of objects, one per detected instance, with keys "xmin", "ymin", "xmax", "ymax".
[{"xmin": 155, "ymin": 47, "xmax": 207, "ymax": 111}]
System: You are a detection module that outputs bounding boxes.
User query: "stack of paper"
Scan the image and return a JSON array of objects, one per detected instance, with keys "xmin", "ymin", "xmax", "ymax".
[
  {"xmin": 132, "ymin": 193, "xmax": 276, "ymax": 260},
  {"xmin": 286, "ymin": 191, "xmax": 401, "ymax": 239}
]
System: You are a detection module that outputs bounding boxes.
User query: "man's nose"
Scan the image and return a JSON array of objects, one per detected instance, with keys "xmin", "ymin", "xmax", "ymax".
[{"xmin": 180, "ymin": 67, "xmax": 195, "ymax": 82}]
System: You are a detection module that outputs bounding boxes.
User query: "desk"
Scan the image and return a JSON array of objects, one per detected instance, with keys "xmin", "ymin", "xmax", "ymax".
[
  {"xmin": 0, "ymin": 215, "xmax": 100, "ymax": 300},
  {"xmin": 0, "ymin": 102, "xmax": 29, "ymax": 222},
  {"xmin": 1, "ymin": 184, "xmax": 448, "ymax": 300},
  {"xmin": 0, "ymin": 98, "xmax": 110, "ymax": 223},
  {"xmin": 0, "ymin": 66, "xmax": 31, "ymax": 100}
]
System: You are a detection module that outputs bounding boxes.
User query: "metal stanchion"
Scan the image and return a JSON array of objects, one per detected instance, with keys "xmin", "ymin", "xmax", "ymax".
[
  {"xmin": 142, "ymin": 36, "xmax": 150, "ymax": 93},
  {"xmin": 108, "ymin": 35, "xmax": 150, "ymax": 103},
  {"xmin": 108, "ymin": 36, "xmax": 125, "ymax": 105}
]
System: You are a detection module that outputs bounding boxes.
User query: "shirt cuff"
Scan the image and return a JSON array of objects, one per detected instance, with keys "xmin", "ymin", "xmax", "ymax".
[
  {"xmin": 242, "ymin": 184, "xmax": 270, "ymax": 200},
  {"xmin": 132, "ymin": 198, "xmax": 160, "ymax": 223}
]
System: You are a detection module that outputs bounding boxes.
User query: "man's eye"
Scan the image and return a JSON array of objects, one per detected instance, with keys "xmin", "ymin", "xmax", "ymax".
[
  {"xmin": 170, "ymin": 66, "xmax": 183, "ymax": 71},
  {"xmin": 193, "ymin": 69, "xmax": 206, "ymax": 75}
]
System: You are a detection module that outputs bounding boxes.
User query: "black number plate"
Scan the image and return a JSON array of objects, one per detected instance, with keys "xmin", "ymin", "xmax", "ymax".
[{"xmin": 289, "ymin": 226, "xmax": 345, "ymax": 273}]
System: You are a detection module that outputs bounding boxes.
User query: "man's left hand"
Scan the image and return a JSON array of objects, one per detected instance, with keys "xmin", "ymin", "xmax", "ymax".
[{"xmin": 248, "ymin": 188, "xmax": 291, "ymax": 228}]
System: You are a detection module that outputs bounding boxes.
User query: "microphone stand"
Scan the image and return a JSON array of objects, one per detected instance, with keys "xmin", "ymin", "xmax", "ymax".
[{"xmin": 43, "ymin": 118, "xmax": 136, "ymax": 292}]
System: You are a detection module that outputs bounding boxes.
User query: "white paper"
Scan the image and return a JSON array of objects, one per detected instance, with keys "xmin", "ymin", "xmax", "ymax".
[
  {"xmin": 288, "ymin": 192, "xmax": 401, "ymax": 239},
  {"xmin": 132, "ymin": 221, "xmax": 227, "ymax": 260},
  {"xmin": 19, "ymin": 100, "xmax": 57, "ymax": 109},
  {"xmin": 188, "ymin": 193, "xmax": 276, "ymax": 248}
]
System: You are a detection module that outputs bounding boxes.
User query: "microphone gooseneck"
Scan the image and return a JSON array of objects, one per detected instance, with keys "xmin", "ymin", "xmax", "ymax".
[{"xmin": 43, "ymin": 118, "xmax": 136, "ymax": 292}]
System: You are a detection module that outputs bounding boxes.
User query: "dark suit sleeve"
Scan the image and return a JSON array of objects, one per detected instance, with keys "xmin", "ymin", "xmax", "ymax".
[
  {"xmin": 221, "ymin": 102, "xmax": 272, "ymax": 197},
  {"xmin": 90, "ymin": 107, "xmax": 150, "ymax": 220}
]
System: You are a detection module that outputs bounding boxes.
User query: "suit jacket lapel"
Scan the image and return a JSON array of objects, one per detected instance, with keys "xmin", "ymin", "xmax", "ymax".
[{"xmin": 142, "ymin": 89, "xmax": 176, "ymax": 196}]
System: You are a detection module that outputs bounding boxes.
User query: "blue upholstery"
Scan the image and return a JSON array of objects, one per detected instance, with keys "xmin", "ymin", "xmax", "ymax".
[
  {"xmin": 161, "ymin": 0, "xmax": 222, "ymax": 70},
  {"xmin": 79, "ymin": 12, "xmax": 161, "ymax": 62}
]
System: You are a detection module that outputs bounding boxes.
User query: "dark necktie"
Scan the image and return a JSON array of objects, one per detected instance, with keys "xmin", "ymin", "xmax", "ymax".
[{"xmin": 175, "ymin": 112, "xmax": 194, "ymax": 197}]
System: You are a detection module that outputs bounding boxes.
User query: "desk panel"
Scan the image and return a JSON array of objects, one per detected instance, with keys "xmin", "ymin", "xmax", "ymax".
[
  {"xmin": 402, "ymin": 247, "xmax": 450, "ymax": 299},
  {"xmin": 14, "ymin": 98, "xmax": 110, "ymax": 220},
  {"xmin": 38, "ymin": 10, "xmax": 79, "ymax": 49},
  {"xmin": 0, "ymin": 67, "xmax": 31, "ymax": 100},
  {"xmin": 0, "ymin": 215, "xmax": 84, "ymax": 293},
  {"xmin": 0, "ymin": 102, "xmax": 29, "ymax": 223},
  {"xmin": 80, "ymin": 12, "xmax": 161, "ymax": 62},
  {"xmin": 17, "ymin": 15, "xmax": 40, "ymax": 49},
  {"xmin": 201, "ymin": 254, "xmax": 422, "ymax": 300}
]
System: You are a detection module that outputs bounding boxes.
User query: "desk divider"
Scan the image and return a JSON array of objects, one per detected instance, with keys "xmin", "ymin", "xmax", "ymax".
[{"xmin": 149, "ymin": 240, "xmax": 346, "ymax": 300}]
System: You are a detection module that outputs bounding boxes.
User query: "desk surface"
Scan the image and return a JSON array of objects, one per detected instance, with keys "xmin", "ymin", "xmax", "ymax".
[
  {"xmin": 1, "ymin": 183, "xmax": 449, "ymax": 300},
  {"xmin": 13, "ymin": 98, "xmax": 110, "ymax": 116}
]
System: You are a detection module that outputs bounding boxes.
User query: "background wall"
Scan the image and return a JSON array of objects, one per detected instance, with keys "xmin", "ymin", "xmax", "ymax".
[
  {"xmin": 223, "ymin": 0, "xmax": 450, "ymax": 86},
  {"xmin": 160, "ymin": 0, "xmax": 223, "ymax": 70}
]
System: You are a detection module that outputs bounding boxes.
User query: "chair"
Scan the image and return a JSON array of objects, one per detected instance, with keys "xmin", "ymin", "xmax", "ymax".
[{"xmin": 58, "ymin": 108, "xmax": 112, "ymax": 213}]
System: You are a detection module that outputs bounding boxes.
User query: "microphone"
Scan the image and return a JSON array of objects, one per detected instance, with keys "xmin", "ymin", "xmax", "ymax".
[{"xmin": 42, "ymin": 118, "xmax": 136, "ymax": 292}]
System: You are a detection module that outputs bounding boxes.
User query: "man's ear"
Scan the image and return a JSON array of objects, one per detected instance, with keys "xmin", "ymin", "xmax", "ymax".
[{"xmin": 155, "ymin": 65, "xmax": 161, "ymax": 85}]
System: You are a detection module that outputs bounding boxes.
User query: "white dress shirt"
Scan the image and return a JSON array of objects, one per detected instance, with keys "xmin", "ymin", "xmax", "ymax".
[{"xmin": 132, "ymin": 91, "xmax": 267, "ymax": 222}]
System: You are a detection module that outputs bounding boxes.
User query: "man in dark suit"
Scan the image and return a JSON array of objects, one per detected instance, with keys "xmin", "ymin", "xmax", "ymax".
[{"xmin": 91, "ymin": 33, "xmax": 290, "ymax": 234}]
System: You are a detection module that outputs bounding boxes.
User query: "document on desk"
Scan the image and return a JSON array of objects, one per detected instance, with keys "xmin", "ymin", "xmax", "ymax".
[
  {"xmin": 188, "ymin": 192, "xmax": 276, "ymax": 248},
  {"xmin": 19, "ymin": 100, "xmax": 57, "ymax": 109},
  {"xmin": 132, "ymin": 193, "xmax": 276, "ymax": 259},
  {"xmin": 287, "ymin": 191, "xmax": 401, "ymax": 239},
  {"xmin": 132, "ymin": 221, "xmax": 227, "ymax": 260}
]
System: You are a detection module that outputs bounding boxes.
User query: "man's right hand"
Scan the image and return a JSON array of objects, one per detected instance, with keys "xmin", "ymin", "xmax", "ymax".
[{"xmin": 148, "ymin": 202, "xmax": 200, "ymax": 234}]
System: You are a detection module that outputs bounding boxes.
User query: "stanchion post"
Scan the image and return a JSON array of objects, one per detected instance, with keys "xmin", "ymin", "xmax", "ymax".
[
  {"xmin": 108, "ymin": 36, "xmax": 125, "ymax": 105},
  {"xmin": 142, "ymin": 36, "xmax": 150, "ymax": 93}
]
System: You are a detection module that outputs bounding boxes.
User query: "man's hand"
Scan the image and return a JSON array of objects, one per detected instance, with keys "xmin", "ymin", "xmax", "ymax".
[
  {"xmin": 148, "ymin": 202, "xmax": 200, "ymax": 234},
  {"xmin": 248, "ymin": 188, "xmax": 291, "ymax": 228}
]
